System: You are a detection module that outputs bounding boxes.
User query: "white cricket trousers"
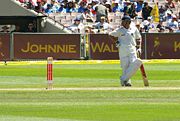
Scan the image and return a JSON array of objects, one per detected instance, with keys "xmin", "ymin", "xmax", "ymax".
[{"xmin": 120, "ymin": 52, "xmax": 142, "ymax": 82}]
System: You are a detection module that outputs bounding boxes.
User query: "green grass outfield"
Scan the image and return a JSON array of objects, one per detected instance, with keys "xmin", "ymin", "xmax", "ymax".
[{"xmin": 0, "ymin": 60, "xmax": 180, "ymax": 121}]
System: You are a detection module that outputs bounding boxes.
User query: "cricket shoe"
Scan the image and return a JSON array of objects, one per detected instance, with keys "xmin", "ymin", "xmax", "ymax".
[
  {"xmin": 124, "ymin": 81, "xmax": 132, "ymax": 87},
  {"xmin": 120, "ymin": 77, "xmax": 132, "ymax": 87},
  {"xmin": 120, "ymin": 80, "xmax": 125, "ymax": 86},
  {"xmin": 120, "ymin": 81, "xmax": 132, "ymax": 87},
  {"xmin": 124, "ymin": 79, "xmax": 132, "ymax": 87},
  {"xmin": 120, "ymin": 76, "xmax": 126, "ymax": 86}
]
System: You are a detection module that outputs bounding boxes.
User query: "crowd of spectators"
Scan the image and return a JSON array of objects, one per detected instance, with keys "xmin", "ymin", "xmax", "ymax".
[
  {"xmin": 0, "ymin": 22, "xmax": 37, "ymax": 33},
  {"xmin": 16, "ymin": 0, "xmax": 180, "ymax": 33}
]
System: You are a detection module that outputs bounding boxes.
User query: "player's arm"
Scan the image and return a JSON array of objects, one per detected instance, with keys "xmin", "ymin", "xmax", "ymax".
[
  {"xmin": 135, "ymin": 28, "xmax": 142, "ymax": 56},
  {"xmin": 108, "ymin": 28, "xmax": 122, "ymax": 43},
  {"xmin": 108, "ymin": 35, "xmax": 118, "ymax": 43},
  {"xmin": 136, "ymin": 38, "xmax": 141, "ymax": 47},
  {"xmin": 136, "ymin": 39, "xmax": 142, "ymax": 57}
]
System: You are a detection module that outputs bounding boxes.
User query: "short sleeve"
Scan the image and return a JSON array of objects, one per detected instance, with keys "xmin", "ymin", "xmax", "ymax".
[{"xmin": 109, "ymin": 28, "xmax": 122, "ymax": 37}]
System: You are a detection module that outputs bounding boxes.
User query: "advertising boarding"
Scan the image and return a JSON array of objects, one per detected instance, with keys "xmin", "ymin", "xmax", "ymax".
[
  {"xmin": 0, "ymin": 33, "xmax": 10, "ymax": 60},
  {"xmin": 13, "ymin": 34, "xmax": 81, "ymax": 59}
]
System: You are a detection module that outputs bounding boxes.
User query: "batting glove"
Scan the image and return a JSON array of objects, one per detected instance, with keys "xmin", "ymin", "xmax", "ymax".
[
  {"xmin": 115, "ymin": 41, "xmax": 120, "ymax": 47},
  {"xmin": 137, "ymin": 48, "xmax": 142, "ymax": 55}
]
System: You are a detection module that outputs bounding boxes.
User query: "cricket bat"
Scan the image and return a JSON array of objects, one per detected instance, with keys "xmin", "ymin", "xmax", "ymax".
[
  {"xmin": 140, "ymin": 64, "xmax": 149, "ymax": 86},
  {"xmin": 136, "ymin": 49, "xmax": 149, "ymax": 86}
]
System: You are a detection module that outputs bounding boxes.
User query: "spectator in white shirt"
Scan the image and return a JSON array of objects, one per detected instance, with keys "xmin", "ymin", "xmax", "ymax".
[
  {"xmin": 68, "ymin": 18, "xmax": 85, "ymax": 34},
  {"xmin": 93, "ymin": 16, "xmax": 112, "ymax": 33},
  {"xmin": 175, "ymin": 23, "xmax": 180, "ymax": 33},
  {"xmin": 167, "ymin": 15, "xmax": 178, "ymax": 30}
]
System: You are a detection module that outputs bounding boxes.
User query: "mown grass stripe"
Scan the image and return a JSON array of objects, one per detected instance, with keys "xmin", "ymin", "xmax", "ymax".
[
  {"xmin": 0, "ymin": 87, "xmax": 180, "ymax": 91},
  {"xmin": 0, "ymin": 59, "xmax": 180, "ymax": 65}
]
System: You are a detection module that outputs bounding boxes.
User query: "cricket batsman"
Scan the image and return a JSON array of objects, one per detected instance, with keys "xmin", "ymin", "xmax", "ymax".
[{"xmin": 109, "ymin": 15, "xmax": 142, "ymax": 86}]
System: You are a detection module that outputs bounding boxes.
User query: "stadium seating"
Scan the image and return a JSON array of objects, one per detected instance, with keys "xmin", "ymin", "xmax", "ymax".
[{"xmin": 11, "ymin": 0, "xmax": 180, "ymax": 33}]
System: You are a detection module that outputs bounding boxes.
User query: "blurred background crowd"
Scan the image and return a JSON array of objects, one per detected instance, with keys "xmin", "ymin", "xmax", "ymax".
[{"xmin": 8, "ymin": 0, "xmax": 180, "ymax": 33}]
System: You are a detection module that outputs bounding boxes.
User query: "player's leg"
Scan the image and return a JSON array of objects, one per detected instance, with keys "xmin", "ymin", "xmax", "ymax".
[
  {"xmin": 120, "ymin": 56, "xmax": 130, "ymax": 86},
  {"xmin": 121, "ymin": 53, "xmax": 142, "ymax": 84}
]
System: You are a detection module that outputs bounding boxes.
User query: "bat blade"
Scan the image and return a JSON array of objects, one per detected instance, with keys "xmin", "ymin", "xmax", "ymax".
[{"xmin": 140, "ymin": 64, "xmax": 149, "ymax": 86}]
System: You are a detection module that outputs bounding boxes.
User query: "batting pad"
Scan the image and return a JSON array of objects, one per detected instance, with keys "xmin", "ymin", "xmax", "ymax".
[{"xmin": 121, "ymin": 58, "xmax": 142, "ymax": 81}]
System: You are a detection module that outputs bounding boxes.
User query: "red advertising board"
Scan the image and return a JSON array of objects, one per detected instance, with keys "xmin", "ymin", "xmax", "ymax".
[
  {"xmin": 146, "ymin": 33, "xmax": 180, "ymax": 59},
  {"xmin": 89, "ymin": 34, "xmax": 119, "ymax": 60},
  {"xmin": 13, "ymin": 34, "xmax": 81, "ymax": 59},
  {"xmin": 0, "ymin": 33, "xmax": 10, "ymax": 61}
]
